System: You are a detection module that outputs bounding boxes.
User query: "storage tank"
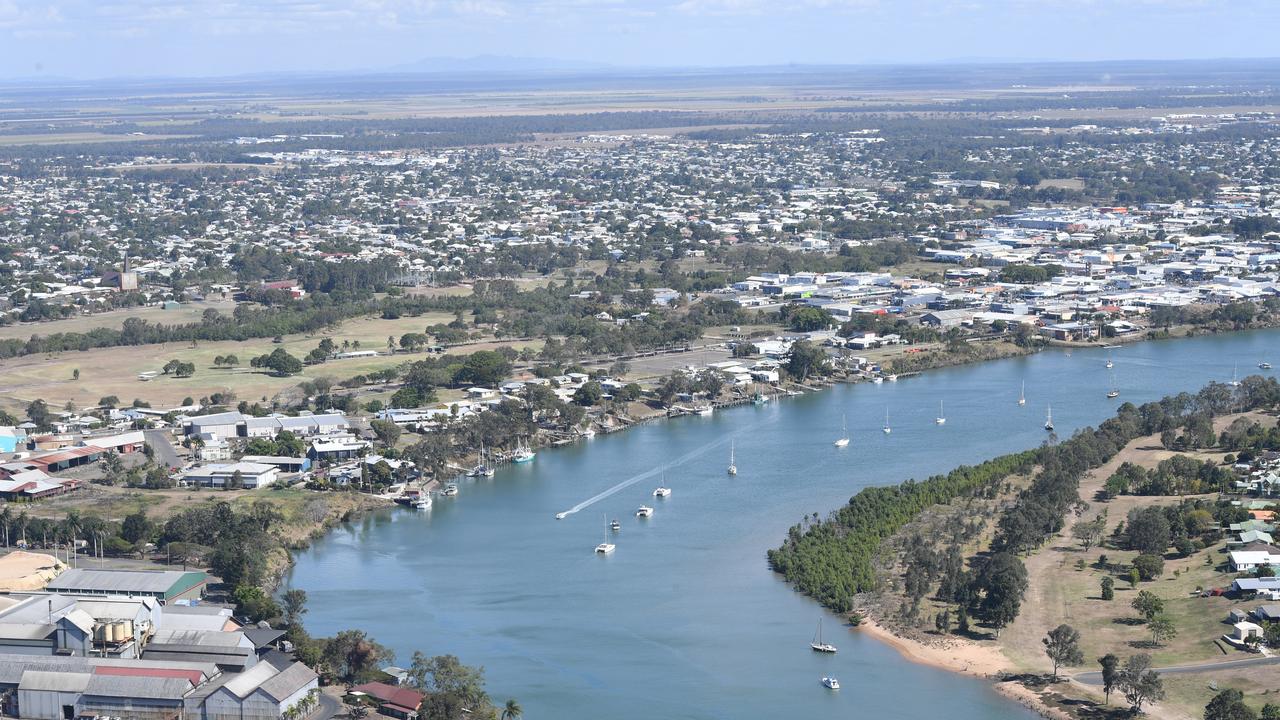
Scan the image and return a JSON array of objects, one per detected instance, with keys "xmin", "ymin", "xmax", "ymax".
[
  {"xmin": 107, "ymin": 623, "xmax": 119, "ymax": 642},
  {"xmin": 121, "ymin": 620, "xmax": 133, "ymax": 640},
  {"xmin": 94, "ymin": 624, "xmax": 106, "ymax": 642}
]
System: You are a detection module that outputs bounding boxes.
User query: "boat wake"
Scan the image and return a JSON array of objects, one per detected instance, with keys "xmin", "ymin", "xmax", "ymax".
[{"xmin": 556, "ymin": 432, "xmax": 737, "ymax": 518}]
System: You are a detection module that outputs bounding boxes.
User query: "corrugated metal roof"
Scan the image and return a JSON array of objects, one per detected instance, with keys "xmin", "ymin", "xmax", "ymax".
[
  {"xmin": 19, "ymin": 669, "xmax": 91, "ymax": 692},
  {"xmin": 259, "ymin": 662, "xmax": 317, "ymax": 702},
  {"xmin": 47, "ymin": 568, "xmax": 199, "ymax": 594},
  {"xmin": 221, "ymin": 661, "xmax": 277, "ymax": 698},
  {"xmin": 94, "ymin": 666, "xmax": 203, "ymax": 686},
  {"xmin": 83, "ymin": 673, "xmax": 191, "ymax": 700}
]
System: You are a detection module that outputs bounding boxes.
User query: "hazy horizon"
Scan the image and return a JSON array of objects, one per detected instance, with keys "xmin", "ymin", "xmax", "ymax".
[{"xmin": 1, "ymin": 0, "xmax": 1278, "ymax": 80}]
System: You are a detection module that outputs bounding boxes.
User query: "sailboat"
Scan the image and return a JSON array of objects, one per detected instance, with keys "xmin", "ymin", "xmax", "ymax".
[
  {"xmin": 935, "ymin": 400, "xmax": 946, "ymax": 425},
  {"xmin": 1044, "ymin": 405, "xmax": 1054, "ymax": 432},
  {"xmin": 810, "ymin": 618, "xmax": 837, "ymax": 653},
  {"xmin": 882, "ymin": 408, "xmax": 891, "ymax": 434},
  {"xmin": 595, "ymin": 515, "xmax": 615, "ymax": 554},
  {"xmin": 512, "ymin": 437, "xmax": 536, "ymax": 464},
  {"xmin": 653, "ymin": 469, "xmax": 671, "ymax": 498},
  {"xmin": 1229, "ymin": 365, "xmax": 1241, "ymax": 387},
  {"xmin": 1106, "ymin": 368, "xmax": 1119, "ymax": 399},
  {"xmin": 833, "ymin": 415, "xmax": 850, "ymax": 448},
  {"xmin": 727, "ymin": 441, "xmax": 738, "ymax": 475},
  {"xmin": 1018, "ymin": 381, "xmax": 1026, "ymax": 406},
  {"xmin": 467, "ymin": 443, "xmax": 495, "ymax": 477}
]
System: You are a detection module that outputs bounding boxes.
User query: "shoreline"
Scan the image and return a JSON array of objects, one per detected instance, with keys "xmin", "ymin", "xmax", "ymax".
[{"xmin": 856, "ymin": 618, "xmax": 1075, "ymax": 720}]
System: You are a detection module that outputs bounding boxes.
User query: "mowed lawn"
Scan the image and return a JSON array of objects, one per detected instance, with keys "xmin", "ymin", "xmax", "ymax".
[{"xmin": 0, "ymin": 310, "xmax": 542, "ymax": 412}]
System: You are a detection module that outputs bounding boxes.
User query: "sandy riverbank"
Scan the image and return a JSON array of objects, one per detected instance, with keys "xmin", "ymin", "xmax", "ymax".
[{"xmin": 858, "ymin": 618, "xmax": 1079, "ymax": 719}]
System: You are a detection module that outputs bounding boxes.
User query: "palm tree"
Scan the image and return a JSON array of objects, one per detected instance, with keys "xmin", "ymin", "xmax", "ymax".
[{"xmin": 501, "ymin": 699, "xmax": 522, "ymax": 720}]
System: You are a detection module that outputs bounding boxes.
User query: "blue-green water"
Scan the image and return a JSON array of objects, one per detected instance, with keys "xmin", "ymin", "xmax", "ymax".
[{"xmin": 286, "ymin": 330, "xmax": 1278, "ymax": 719}]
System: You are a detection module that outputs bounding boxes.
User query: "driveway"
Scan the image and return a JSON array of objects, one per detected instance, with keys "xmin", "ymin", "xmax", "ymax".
[
  {"xmin": 1074, "ymin": 655, "xmax": 1280, "ymax": 684},
  {"xmin": 144, "ymin": 429, "xmax": 184, "ymax": 469}
]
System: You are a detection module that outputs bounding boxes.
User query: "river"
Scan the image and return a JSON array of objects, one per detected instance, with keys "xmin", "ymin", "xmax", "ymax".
[{"xmin": 285, "ymin": 330, "xmax": 1278, "ymax": 719}]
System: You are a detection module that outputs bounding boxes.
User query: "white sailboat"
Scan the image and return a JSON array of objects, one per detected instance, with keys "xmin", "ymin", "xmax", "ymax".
[
  {"xmin": 1018, "ymin": 381, "xmax": 1026, "ymax": 406},
  {"xmin": 1229, "ymin": 364, "xmax": 1241, "ymax": 387},
  {"xmin": 810, "ymin": 618, "xmax": 837, "ymax": 653},
  {"xmin": 595, "ymin": 514, "xmax": 615, "ymax": 554},
  {"xmin": 833, "ymin": 415, "xmax": 850, "ymax": 448},
  {"xmin": 882, "ymin": 408, "xmax": 891, "ymax": 434},
  {"xmin": 653, "ymin": 469, "xmax": 671, "ymax": 498},
  {"xmin": 727, "ymin": 441, "xmax": 738, "ymax": 475},
  {"xmin": 1044, "ymin": 404, "xmax": 1054, "ymax": 432},
  {"xmin": 1106, "ymin": 368, "xmax": 1119, "ymax": 399},
  {"xmin": 935, "ymin": 400, "xmax": 946, "ymax": 425}
]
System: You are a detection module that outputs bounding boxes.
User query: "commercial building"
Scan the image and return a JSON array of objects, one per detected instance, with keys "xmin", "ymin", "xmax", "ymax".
[{"xmin": 181, "ymin": 462, "xmax": 280, "ymax": 489}]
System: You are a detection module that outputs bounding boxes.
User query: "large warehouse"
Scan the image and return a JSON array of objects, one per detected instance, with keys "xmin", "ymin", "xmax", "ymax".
[{"xmin": 45, "ymin": 569, "xmax": 207, "ymax": 604}]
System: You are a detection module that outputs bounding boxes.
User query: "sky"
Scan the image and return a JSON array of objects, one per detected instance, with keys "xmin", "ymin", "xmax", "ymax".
[{"xmin": 1, "ymin": 0, "xmax": 1278, "ymax": 79}]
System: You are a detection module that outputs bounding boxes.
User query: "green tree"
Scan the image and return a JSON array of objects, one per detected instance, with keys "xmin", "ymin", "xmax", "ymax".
[
  {"xmin": 231, "ymin": 584, "xmax": 281, "ymax": 623},
  {"xmin": 786, "ymin": 306, "xmax": 833, "ymax": 332},
  {"xmin": 501, "ymin": 699, "xmax": 522, "ymax": 720},
  {"xmin": 456, "ymin": 351, "xmax": 512, "ymax": 387},
  {"xmin": 1098, "ymin": 653, "xmax": 1120, "ymax": 705},
  {"xmin": 282, "ymin": 589, "xmax": 308, "ymax": 628},
  {"xmin": 1148, "ymin": 614, "xmax": 1177, "ymax": 646},
  {"xmin": 973, "ymin": 552, "xmax": 1028, "ymax": 637},
  {"xmin": 1131, "ymin": 591, "xmax": 1164, "ymax": 622},
  {"xmin": 573, "ymin": 381, "xmax": 603, "ymax": 407},
  {"xmin": 1100, "ymin": 576, "xmax": 1115, "ymax": 601},
  {"xmin": 120, "ymin": 511, "xmax": 152, "ymax": 544},
  {"xmin": 370, "ymin": 419, "xmax": 402, "ymax": 449},
  {"xmin": 1133, "ymin": 553, "xmax": 1165, "ymax": 581},
  {"xmin": 1204, "ymin": 688, "xmax": 1257, "ymax": 720},
  {"xmin": 785, "ymin": 340, "xmax": 830, "ymax": 381},
  {"xmin": 1119, "ymin": 653, "xmax": 1164, "ymax": 712},
  {"xmin": 1042, "ymin": 624, "xmax": 1084, "ymax": 681}
]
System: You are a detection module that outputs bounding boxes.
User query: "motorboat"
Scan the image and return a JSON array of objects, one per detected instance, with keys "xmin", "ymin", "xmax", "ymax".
[
  {"xmin": 467, "ymin": 464, "xmax": 495, "ymax": 478},
  {"xmin": 413, "ymin": 495, "xmax": 432, "ymax": 510},
  {"xmin": 610, "ymin": 519, "xmax": 621, "ymax": 532},
  {"xmin": 555, "ymin": 512, "xmax": 567, "ymax": 520},
  {"xmin": 1107, "ymin": 390, "xmax": 1120, "ymax": 399},
  {"xmin": 822, "ymin": 677, "xmax": 840, "ymax": 690},
  {"xmin": 810, "ymin": 619, "xmax": 837, "ymax": 654},
  {"xmin": 441, "ymin": 483, "xmax": 459, "ymax": 497},
  {"xmin": 635, "ymin": 506, "xmax": 654, "ymax": 518},
  {"xmin": 1261, "ymin": 362, "xmax": 1273, "ymax": 370}
]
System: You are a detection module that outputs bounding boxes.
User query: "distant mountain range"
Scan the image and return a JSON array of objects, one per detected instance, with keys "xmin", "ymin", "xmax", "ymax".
[{"xmin": 386, "ymin": 55, "xmax": 612, "ymax": 74}]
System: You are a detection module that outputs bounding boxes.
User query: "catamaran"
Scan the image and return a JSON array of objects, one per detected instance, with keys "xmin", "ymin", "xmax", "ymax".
[
  {"xmin": 635, "ymin": 505, "xmax": 654, "ymax": 518},
  {"xmin": 882, "ymin": 408, "xmax": 891, "ymax": 434},
  {"xmin": 653, "ymin": 469, "xmax": 671, "ymax": 498},
  {"xmin": 833, "ymin": 415, "xmax": 850, "ymax": 448},
  {"xmin": 1044, "ymin": 405, "xmax": 1054, "ymax": 432},
  {"xmin": 810, "ymin": 618, "xmax": 837, "ymax": 653},
  {"xmin": 935, "ymin": 400, "xmax": 946, "ymax": 425},
  {"xmin": 1261, "ymin": 361, "xmax": 1273, "ymax": 370},
  {"xmin": 595, "ymin": 515, "xmax": 615, "ymax": 554},
  {"xmin": 727, "ymin": 441, "xmax": 738, "ymax": 475},
  {"xmin": 1018, "ymin": 381, "xmax": 1026, "ymax": 406}
]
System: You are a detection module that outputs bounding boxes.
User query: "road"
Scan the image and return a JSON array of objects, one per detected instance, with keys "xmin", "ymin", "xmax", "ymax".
[
  {"xmin": 1074, "ymin": 655, "xmax": 1280, "ymax": 684},
  {"xmin": 143, "ymin": 429, "xmax": 184, "ymax": 469}
]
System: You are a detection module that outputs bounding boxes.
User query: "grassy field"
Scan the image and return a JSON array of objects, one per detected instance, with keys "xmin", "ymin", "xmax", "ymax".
[
  {"xmin": 0, "ymin": 299, "xmax": 239, "ymax": 341},
  {"xmin": 0, "ymin": 132, "xmax": 195, "ymax": 146},
  {"xmin": 0, "ymin": 309, "xmax": 543, "ymax": 412}
]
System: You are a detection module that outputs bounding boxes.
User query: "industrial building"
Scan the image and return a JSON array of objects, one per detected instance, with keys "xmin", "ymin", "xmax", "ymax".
[
  {"xmin": 180, "ymin": 462, "xmax": 280, "ymax": 489},
  {"xmin": 46, "ymin": 569, "xmax": 207, "ymax": 604}
]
